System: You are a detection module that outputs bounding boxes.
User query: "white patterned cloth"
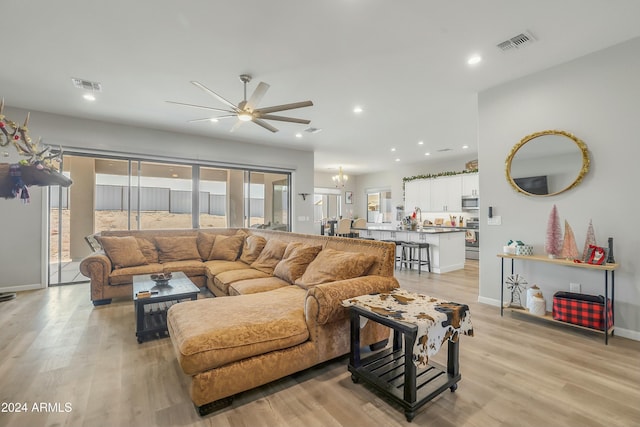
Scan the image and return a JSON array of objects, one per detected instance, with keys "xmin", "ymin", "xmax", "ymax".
[{"xmin": 342, "ymin": 288, "xmax": 474, "ymax": 367}]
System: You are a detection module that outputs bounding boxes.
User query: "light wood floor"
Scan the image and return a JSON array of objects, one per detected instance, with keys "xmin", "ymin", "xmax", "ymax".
[{"xmin": 1, "ymin": 261, "xmax": 639, "ymax": 427}]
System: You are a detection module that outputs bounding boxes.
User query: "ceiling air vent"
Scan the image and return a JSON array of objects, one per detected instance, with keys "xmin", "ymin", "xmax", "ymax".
[
  {"xmin": 437, "ymin": 148, "xmax": 453, "ymax": 152},
  {"xmin": 304, "ymin": 127, "xmax": 322, "ymax": 134},
  {"xmin": 71, "ymin": 78, "xmax": 102, "ymax": 92},
  {"xmin": 497, "ymin": 31, "xmax": 536, "ymax": 52}
]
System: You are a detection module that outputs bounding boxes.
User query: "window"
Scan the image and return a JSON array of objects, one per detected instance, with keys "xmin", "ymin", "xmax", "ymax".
[{"xmin": 48, "ymin": 153, "xmax": 291, "ymax": 285}]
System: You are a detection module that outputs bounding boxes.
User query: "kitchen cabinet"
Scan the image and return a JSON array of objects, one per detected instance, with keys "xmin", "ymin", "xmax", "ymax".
[
  {"xmin": 404, "ymin": 175, "xmax": 463, "ymax": 213},
  {"xmin": 429, "ymin": 176, "xmax": 461, "ymax": 212},
  {"xmin": 461, "ymin": 173, "xmax": 479, "ymax": 196},
  {"xmin": 404, "ymin": 179, "xmax": 430, "ymax": 214}
]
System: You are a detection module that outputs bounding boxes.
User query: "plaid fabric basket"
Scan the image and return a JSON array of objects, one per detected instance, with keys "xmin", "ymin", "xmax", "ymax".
[{"xmin": 552, "ymin": 291, "xmax": 613, "ymax": 331}]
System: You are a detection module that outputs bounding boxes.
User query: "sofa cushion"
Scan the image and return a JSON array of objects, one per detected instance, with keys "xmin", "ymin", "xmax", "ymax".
[
  {"xmin": 155, "ymin": 236, "xmax": 201, "ymax": 263},
  {"xmin": 204, "ymin": 260, "xmax": 251, "ymax": 278},
  {"xmin": 136, "ymin": 237, "xmax": 159, "ymax": 264},
  {"xmin": 161, "ymin": 260, "xmax": 207, "ymax": 277},
  {"xmin": 273, "ymin": 243, "xmax": 322, "ymax": 283},
  {"xmin": 295, "ymin": 248, "xmax": 377, "ymax": 288},
  {"xmin": 213, "ymin": 269, "xmax": 271, "ymax": 295},
  {"xmin": 197, "ymin": 232, "xmax": 218, "ymax": 260},
  {"xmin": 239, "ymin": 235, "xmax": 267, "ymax": 264},
  {"xmin": 99, "ymin": 236, "xmax": 148, "ymax": 269},
  {"xmin": 228, "ymin": 276, "xmax": 290, "ymax": 296},
  {"xmin": 109, "ymin": 263, "xmax": 163, "ymax": 285},
  {"xmin": 250, "ymin": 239, "xmax": 288, "ymax": 274},
  {"xmin": 167, "ymin": 286, "xmax": 308, "ymax": 375},
  {"xmin": 208, "ymin": 234, "xmax": 245, "ymax": 261}
]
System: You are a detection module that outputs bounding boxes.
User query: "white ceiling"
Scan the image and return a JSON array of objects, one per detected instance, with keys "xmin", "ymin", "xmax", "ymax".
[{"xmin": 2, "ymin": 1, "xmax": 640, "ymax": 175}]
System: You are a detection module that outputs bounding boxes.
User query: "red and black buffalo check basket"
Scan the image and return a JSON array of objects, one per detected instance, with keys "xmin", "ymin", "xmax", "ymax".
[{"xmin": 552, "ymin": 291, "xmax": 613, "ymax": 331}]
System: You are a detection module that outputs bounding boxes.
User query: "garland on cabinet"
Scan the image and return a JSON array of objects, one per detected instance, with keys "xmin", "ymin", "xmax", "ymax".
[{"xmin": 402, "ymin": 168, "xmax": 478, "ymax": 183}]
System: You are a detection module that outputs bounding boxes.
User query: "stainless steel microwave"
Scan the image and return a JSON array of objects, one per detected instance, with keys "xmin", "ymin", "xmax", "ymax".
[{"xmin": 461, "ymin": 196, "xmax": 479, "ymax": 209}]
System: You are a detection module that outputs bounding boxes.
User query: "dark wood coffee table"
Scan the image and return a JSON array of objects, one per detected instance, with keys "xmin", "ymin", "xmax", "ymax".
[{"xmin": 133, "ymin": 271, "xmax": 199, "ymax": 343}]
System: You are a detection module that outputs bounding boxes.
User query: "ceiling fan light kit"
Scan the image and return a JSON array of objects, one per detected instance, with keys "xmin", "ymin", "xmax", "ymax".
[{"xmin": 168, "ymin": 74, "xmax": 313, "ymax": 133}]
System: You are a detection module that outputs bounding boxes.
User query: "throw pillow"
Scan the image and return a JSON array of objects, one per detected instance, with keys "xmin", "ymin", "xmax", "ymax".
[
  {"xmin": 136, "ymin": 237, "xmax": 159, "ymax": 264},
  {"xmin": 250, "ymin": 239, "xmax": 288, "ymax": 274},
  {"xmin": 197, "ymin": 232, "xmax": 218, "ymax": 260},
  {"xmin": 274, "ymin": 243, "xmax": 323, "ymax": 283},
  {"xmin": 295, "ymin": 248, "xmax": 377, "ymax": 288},
  {"xmin": 208, "ymin": 234, "xmax": 245, "ymax": 261},
  {"xmin": 99, "ymin": 236, "xmax": 148, "ymax": 269},
  {"xmin": 239, "ymin": 235, "xmax": 267, "ymax": 264},
  {"xmin": 155, "ymin": 236, "xmax": 200, "ymax": 263}
]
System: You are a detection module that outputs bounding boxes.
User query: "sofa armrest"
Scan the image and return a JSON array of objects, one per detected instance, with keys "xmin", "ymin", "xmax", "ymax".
[
  {"xmin": 79, "ymin": 252, "xmax": 112, "ymax": 301},
  {"xmin": 305, "ymin": 275, "xmax": 399, "ymax": 326}
]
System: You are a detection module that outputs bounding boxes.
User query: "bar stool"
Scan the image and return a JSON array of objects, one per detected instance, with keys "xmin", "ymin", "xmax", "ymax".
[
  {"xmin": 401, "ymin": 242, "xmax": 431, "ymax": 274},
  {"xmin": 381, "ymin": 240, "xmax": 408, "ymax": 270}
]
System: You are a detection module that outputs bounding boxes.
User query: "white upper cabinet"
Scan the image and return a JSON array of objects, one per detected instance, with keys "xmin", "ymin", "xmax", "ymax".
[
  {"xmin": 404, "ymin": 179, "xmax": 431, "ymax": 214},
  {"xmin": 405, "ymin": 176, "xmax": 462, "ymax": 213},
  {"xmin": 462, "ymin": 173, "xmax": 479, "ymax": 196},
  {"xmin": 429, "ymin": 176, "xmax": 461, "ymax": 212}
]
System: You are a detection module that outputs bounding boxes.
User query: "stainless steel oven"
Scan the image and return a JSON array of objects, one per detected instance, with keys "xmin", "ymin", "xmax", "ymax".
[{"xmin": 465, "ymin": 218, "xmax": 479, "ymax": 260}]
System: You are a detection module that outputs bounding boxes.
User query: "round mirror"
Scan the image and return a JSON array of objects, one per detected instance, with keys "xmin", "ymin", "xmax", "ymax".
[{"xmin": 505, "ymin": 130, "xmax": 589, "ymax": 196}]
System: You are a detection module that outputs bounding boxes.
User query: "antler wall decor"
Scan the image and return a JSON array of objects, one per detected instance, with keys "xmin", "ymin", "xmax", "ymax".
[{"xmin": 0, "ymin": 98, "xmax": 73, "ymax": 202}]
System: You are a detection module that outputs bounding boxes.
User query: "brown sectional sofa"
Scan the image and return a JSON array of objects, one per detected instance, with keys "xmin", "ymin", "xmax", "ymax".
[{"xmin": 79, "ymin": 228, "xmax": 399, "ymax": 415}]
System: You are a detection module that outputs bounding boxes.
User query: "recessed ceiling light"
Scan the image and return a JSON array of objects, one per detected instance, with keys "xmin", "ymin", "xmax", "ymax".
[
  {"xmin": 462, "ymin": 145, "xmax": 469, "ymax": 149},
  {"xmin": 209, "ymin": 118, "xmax": 219, "ymax": 123},
  {"xmin": 391, "ymin": 147, "xmax": 396, "ymax": 152},
  {"xmin": 295, "ymin": 133, "xmax": 302, "ymax": 138},
  {"xmin": 467, "ymin": 55, "xmax": 482, "ymax": 65},
  {"xmin": 83, "ymin": 93, "xmax": 96, "ymax": 101},
  {"xmin": 395, "ymin": 158, "xmax": 400, "ymax": 162},
  {"xmin": 353, "ymin": 106, "xmax": 363, "ymax": 114},
  {"xmin": 418, "ymin": 141, "xmax": 424, "ymax": 145},
  {"xmin": 425, "ymin": 152, "xmax": 431, "ymax": 156},
  {"xmin": 171, "ymin": 173, "xmax": 178, "ymax": 178}
]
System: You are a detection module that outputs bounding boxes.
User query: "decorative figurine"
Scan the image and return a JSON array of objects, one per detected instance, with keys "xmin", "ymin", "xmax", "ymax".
[{"xmin": 505, "ymin": 274, "xmax": 528, "ymax": 309}]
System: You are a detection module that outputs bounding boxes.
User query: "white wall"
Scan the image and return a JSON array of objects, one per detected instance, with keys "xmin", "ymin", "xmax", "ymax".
[
  {"xmin": 0, "ymin": 107, "xmax": 314, "ymax": 292},
  {"xmin": 478, "ymin": 37, "xmax": 640, "ymax": 339}
]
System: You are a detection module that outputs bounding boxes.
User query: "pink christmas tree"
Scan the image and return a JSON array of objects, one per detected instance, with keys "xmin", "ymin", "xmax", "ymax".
[
  {"xmin": 561, "ymin": 220, "xmax": 580, "ymax": 260},
  {"xmin": 582, "ymin": 220, "xmax": 597, "ymax": 261},
  {"xmin": 545, "ymin": 205, "xmax": 562, "ymax": 258}
]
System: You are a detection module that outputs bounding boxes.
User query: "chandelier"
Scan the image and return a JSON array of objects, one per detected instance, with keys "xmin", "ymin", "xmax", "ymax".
[{"xmin": 332, "ymin": 166, "xmax": 349, "ymax": 188}]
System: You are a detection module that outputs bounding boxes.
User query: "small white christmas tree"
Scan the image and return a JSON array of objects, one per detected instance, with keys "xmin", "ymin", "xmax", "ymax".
[
  {"xmin": 582, "ymin": 220, "xmax": 597, "ymax": 261},
  {"xmin": 561, "ymin": 220, "xmax": 580, "ymax": 260},
  {"xmin": 545, "ymin": 205, "xmax": 562, "ymax": 258}
]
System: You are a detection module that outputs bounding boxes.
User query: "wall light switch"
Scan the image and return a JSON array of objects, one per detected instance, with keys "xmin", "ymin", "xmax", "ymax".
[
  {"xmin": 487, "ymin": 215, "xmax": 502, "ymax": 226},
  {"xmin": 570, "ymin": 282, "xmax": 581, "ymax": 293}
]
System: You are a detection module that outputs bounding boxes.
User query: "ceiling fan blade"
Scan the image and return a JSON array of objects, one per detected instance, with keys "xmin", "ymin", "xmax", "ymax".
[
  {"xmin": 258, "ymin": 114, "xmax": 311, "ymax": 125},
  {"xmin": 254, "ymin": 100, "xmax": 313, "ymax": 115},
  {"xmin": 191, "ymin": 81, "xmax": 240, "ymax": 112},
  {"xmin": 229, "ymin": 119, "xmax": 244, "ymax": 133},
  {"xmin": 188, "ymin": 115, "xmax": 237, "ymax": 123},
  {"xmin": 252, "ymin": 119, "xmax": 279, "ymax": 133},
  {"xmin": 166, "ymin": 100, "xmax": 235, "ymax": 114},
  {"xmin": 244, "ymin": 82, "xmax": 270, "ymax": 112}
]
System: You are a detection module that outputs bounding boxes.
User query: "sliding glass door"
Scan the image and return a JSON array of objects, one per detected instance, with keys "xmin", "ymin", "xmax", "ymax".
[{"xmin": 48, "ymin": 154, "xmax": 291, "ymax": 286}]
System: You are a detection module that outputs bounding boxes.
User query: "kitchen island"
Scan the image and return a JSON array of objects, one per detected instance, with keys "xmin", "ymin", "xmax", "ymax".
[{"xmin": 353, "ymin": 226, "xmax": 466, "ymax": 273}]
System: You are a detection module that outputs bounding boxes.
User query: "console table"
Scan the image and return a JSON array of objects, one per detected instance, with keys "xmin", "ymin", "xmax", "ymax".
[
  {"xmin": 343, "ymin": 289, "xmax": 473, "ymax": 422},
  {"xmin": 498, "ymin": 254, "xmax": 618, "ymax": 344}
]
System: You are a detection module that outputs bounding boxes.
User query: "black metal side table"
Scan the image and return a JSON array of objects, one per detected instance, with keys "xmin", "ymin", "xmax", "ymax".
[
  {"xmin": 347, "ymin": 305, "xmax": 462, "ymax": 422},
  {"xmin": 133, "ymin": 272, "xmax": 199, "ymax": 343}
]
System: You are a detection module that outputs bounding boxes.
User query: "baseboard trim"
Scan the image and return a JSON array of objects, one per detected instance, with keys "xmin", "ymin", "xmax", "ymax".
[{"xmin": 0, "ymin": 283, "xmax": 43, "ymax": 293}]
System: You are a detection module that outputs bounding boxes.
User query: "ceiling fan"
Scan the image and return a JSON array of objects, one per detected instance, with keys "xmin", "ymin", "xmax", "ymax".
[{"xmin": 167, "ymin": 74, "xmax": 313, "ymax": 133}]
